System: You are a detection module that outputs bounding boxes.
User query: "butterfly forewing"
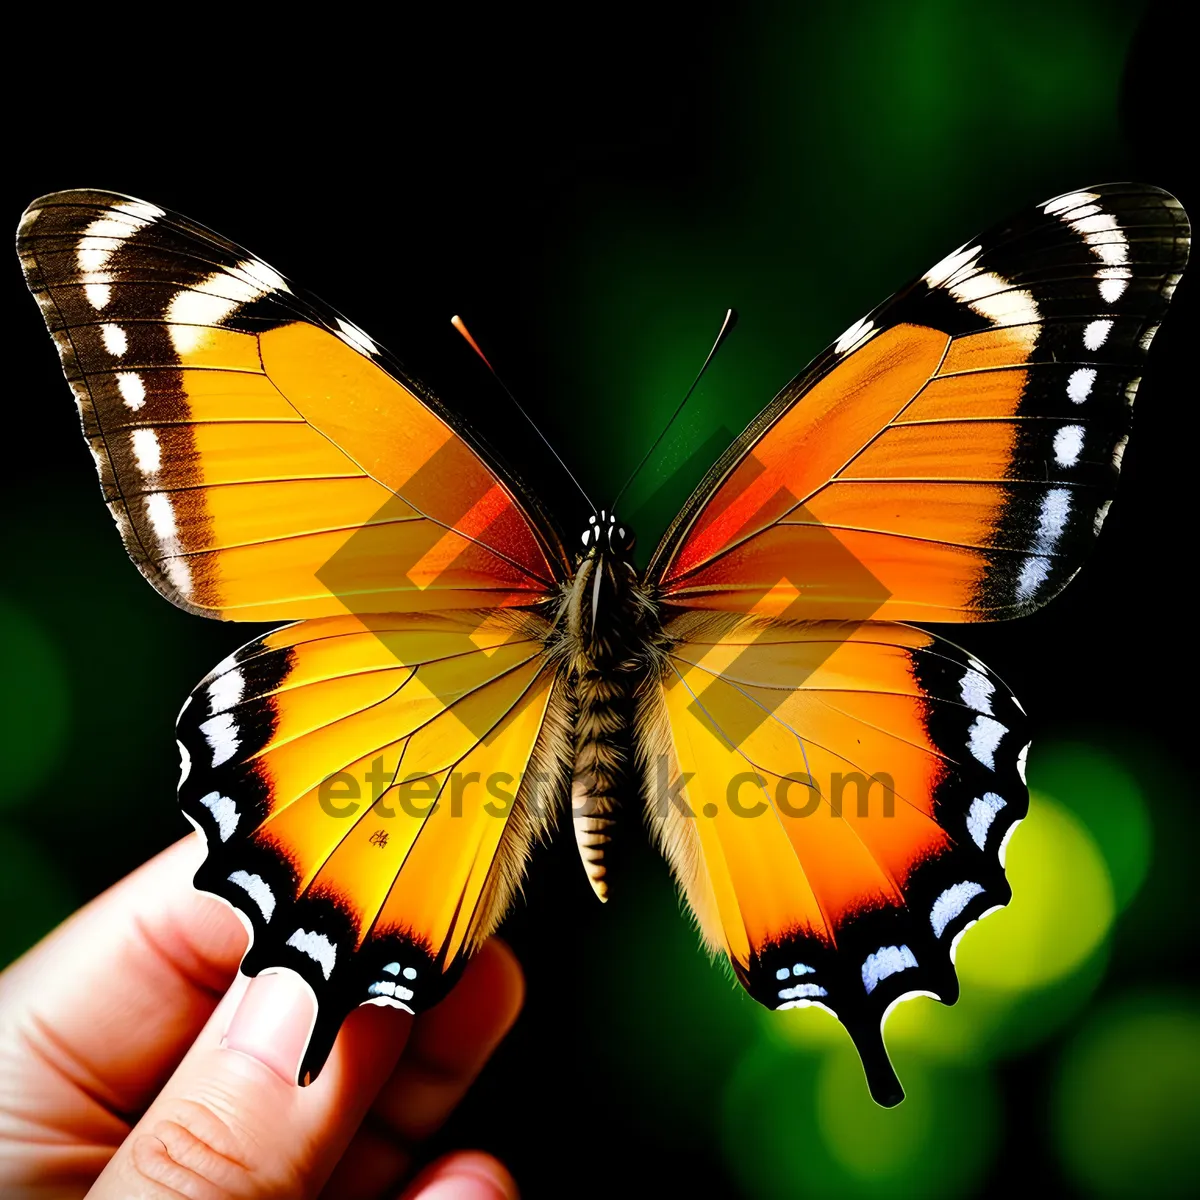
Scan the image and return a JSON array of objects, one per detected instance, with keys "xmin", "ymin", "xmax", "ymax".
[
  {"xmin": 649, "ymin": 184, "xmax": 1189, "ymax": 621},
  {"xmin": 17, "ymin": 190, "xmax": 567, "ymax": 620}
]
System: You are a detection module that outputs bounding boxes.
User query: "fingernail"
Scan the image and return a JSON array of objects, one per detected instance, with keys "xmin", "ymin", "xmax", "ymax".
[{"xmin": 222, "ymin": 971, "xmax": 315, "ymax": 1083}]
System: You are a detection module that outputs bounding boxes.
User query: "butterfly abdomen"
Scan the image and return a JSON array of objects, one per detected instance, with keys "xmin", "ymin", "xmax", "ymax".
[
  {"xmin": 571, "ymin": 668, "xmax": 632, "ymax": 901},
  {"xmin": 562, "ymin": 552, "xmax": 658, "ymax": 902}
]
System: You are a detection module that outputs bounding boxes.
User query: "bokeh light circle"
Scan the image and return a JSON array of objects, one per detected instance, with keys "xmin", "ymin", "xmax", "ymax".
[
  {"xmin": 1030, "ymin": 741, "xmax": 1151, "ymax": 910},
  {"xmin": 722, "ymin": 1038, "xmax": 999, "ymax": 1199},
  {"xmin": 1054, "ymin": 993, "xmax": 1200, "ymax": 1198}
]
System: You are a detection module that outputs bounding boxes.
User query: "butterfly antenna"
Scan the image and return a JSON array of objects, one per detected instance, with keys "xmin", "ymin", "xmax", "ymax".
[
  {"xmin": 610, "ymin": 308, "xmax": 738, "ymax": 512},
  {"xmin": 451, "ymin": 315, "xmax": 597, "ymax": 514}
]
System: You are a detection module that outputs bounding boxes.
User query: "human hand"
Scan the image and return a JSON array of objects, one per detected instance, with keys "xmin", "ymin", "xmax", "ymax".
[{"xmin": 0, "ymin": 836, "xmax": 524, "ymax": 1199}]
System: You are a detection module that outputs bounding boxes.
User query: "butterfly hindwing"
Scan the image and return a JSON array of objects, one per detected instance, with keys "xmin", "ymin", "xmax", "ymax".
[
  {"xmin": 177, "ymin": 610, "xmax": 571, "ymax": 1081},
  {"xmin": 650, "ymin": 184, "xmax": 1189, "ymax": 622},
  {"xmin": 637, "ymin": 615, "xmax": 1029, "ymax": 1104},
  {"xmin": 17, "ymin": 190, "xmax": 567, "ymax": 620}
]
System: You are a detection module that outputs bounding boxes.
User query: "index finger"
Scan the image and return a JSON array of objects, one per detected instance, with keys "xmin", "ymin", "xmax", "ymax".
[{"xmin": 0, "ymin": 835, "xmax": 246, "ymax": 1116}]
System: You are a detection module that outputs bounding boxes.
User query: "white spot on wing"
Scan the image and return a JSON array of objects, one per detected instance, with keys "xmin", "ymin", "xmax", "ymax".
[
  {"xmin": 967, "ymin": 791, "xmax": 1007, "ymax": 849},
  {"xmin": 131, "ymin": 427, "xmax": 161, "ymax": 476},
  {"xmin": 931, "ymin": 881, "xmax": 985, "ymax": 938},
  {"xmin": 947, "ymin": 269, "xmax": 1039, "ymax": 326},
  {"xmin": 1098, "ymin": 268, "xmax": 1132, "ymax": 304},
  {"xmin": 968, "ymin": 715, "xmax": 1007, "ymax": 769},
  {"xmin": 924, "ymin": 243, "xmax": 981, "ymax": 288},
  {"xmin": 199, "ymin": 790, "xmax": 239, "ymax": 841},
  {"xmin": 960, "ymin": 668, "xmax": 995, "ymax": 714},
  {"xmin": 862, "ymin": 944, "xmax": 917, "ymax": 995},
  {"xmin": 229, "ymin": 870, "xmax": 275, "ymax": 920},
  {"xmin": 200, "ymin": 712, "xmax": 240, "ymax": 767},
  {"xmin": 145, "ymin": 491, "xmax": 178, "ymax": 540},
  {"xmin": 116, "ymin": 372, "xmax": 146, "ymax": 410},
  {"xmin": 208, "ymin": 669, "xmax": 245, "ymax": 714},
  {"xmin": 1053, "ymin": 424, "xmax": 1085, "ymax": 467},
  {"xmin": 100, "ymin": 323, "xmax": 127, "ymax": 356},
  {"xmin": 1083, "ymin": 319, "xmax": 1113, "ymax": 351},
  {"xmin": 167, "ymin": 259, "xmax": 285, "ymax": 353},
  {"xmin": 778, "ymin": 982, "xmax": 828, "ymax": 1001},
  {"xmin": 1016, "ymin": 487, "xmax": 1072, "ymax": 602},
  {"xmin": 76, "ymin": 203, "xmax": 163, "ymax": 274},
  {"xmin": 177, "ymin": 739, "xmax": 191, "ymax": 786},
  {"xmin": 76, "ymin": 202, "xmax": 163, "ymax": 311},
  {"xmin": 286, "ymin": 928, "xmax": 337, "ymax": 979},
  {"xmin": 1067, "ymin": 367, "xmax": 1096, "ymax": 404},
  {"xmin": 368, "ymin": 980, "xmax": 415, "ymax": 1002},
  {"xmin": 1016, "ymin": 556, "xmax": 1050, "ymax": 598},
  {"xmin": 143, "ymin": 488, "xmax": 194, "ymax": 600}
]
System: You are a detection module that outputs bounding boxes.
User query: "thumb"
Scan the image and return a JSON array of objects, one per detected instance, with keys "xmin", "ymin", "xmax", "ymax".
[{"xmin": 91, "ymin": 968, "xmax": 412, "ymax": 1199}]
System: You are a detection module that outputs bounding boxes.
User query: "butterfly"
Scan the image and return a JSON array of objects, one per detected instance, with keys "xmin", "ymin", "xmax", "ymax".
[{"xmin": 17, "ymin": 184, "xmax": 1189, "ymax": 1106}]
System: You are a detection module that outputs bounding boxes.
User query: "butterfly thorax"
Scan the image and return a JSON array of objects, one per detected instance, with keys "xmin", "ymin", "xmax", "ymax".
[{"xmin": 559, "ymin": 513, "xmax": 659, "ymax": 901}]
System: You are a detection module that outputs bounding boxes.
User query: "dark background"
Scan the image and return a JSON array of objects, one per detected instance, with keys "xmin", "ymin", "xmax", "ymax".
[{"xmin": 4, "ymin": 1, "xmax": 1196, "ymax": 1195}]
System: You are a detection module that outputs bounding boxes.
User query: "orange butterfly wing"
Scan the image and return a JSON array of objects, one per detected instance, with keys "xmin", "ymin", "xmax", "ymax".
[
  {"xmin": 18, "ymin": 190, "xmax": 565, "ymax": 620},
  {"xmin": 640, "ymin": 184, "xmax": 1189, "ymax": 1102},
  {"xmin": 640, "ymin": 614, "xmax": 1027, "ymax": 1104},
  {"xmin": 18, "ymin": 191, "xmax": 573, "ymax": 1080},
  {"xmin": 650, "ymin": 185, "xmax": 1189, "ymax": 622},
  {"xmin": 177, "ymin": 611, "xmax": 569, "ymax": 1081}
]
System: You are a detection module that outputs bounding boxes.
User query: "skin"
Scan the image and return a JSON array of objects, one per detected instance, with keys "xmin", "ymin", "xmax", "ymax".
[{"xmin": 0, "ymin": 836, "xmax": 524, "ymax": 1199}]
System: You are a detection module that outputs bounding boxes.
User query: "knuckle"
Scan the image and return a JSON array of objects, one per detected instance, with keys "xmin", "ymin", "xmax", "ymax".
[{"xmin": 127, "ymin": 1097, "xmax": 296, "ymax": 1199}]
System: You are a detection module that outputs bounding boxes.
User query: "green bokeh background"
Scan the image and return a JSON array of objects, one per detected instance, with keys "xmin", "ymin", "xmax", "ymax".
[{"xmin": 4, "ymin": 2, "xmax": 1195, "ymax": 1195}]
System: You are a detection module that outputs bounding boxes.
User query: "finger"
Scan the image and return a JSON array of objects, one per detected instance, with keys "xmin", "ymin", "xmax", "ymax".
[
  {"xmin": 0, "ymin": 835, "xmax": 246, "ymax": 1118},
  {"xmin": 320, "ymin": 939, "xmax": 525, "ymax": 1200},
  {"xmin": 400, "ymin": 1152, "xmax": 518, "ymax": 1200},
  {"xmin": 89, "ymin": 964, "xmax": 415, "ymax": 1198}
]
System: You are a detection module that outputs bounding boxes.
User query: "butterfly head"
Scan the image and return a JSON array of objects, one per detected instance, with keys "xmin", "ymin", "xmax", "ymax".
[{"xmin": 580, "ymin": 510, "xmax": 636, "ymax": 560}]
